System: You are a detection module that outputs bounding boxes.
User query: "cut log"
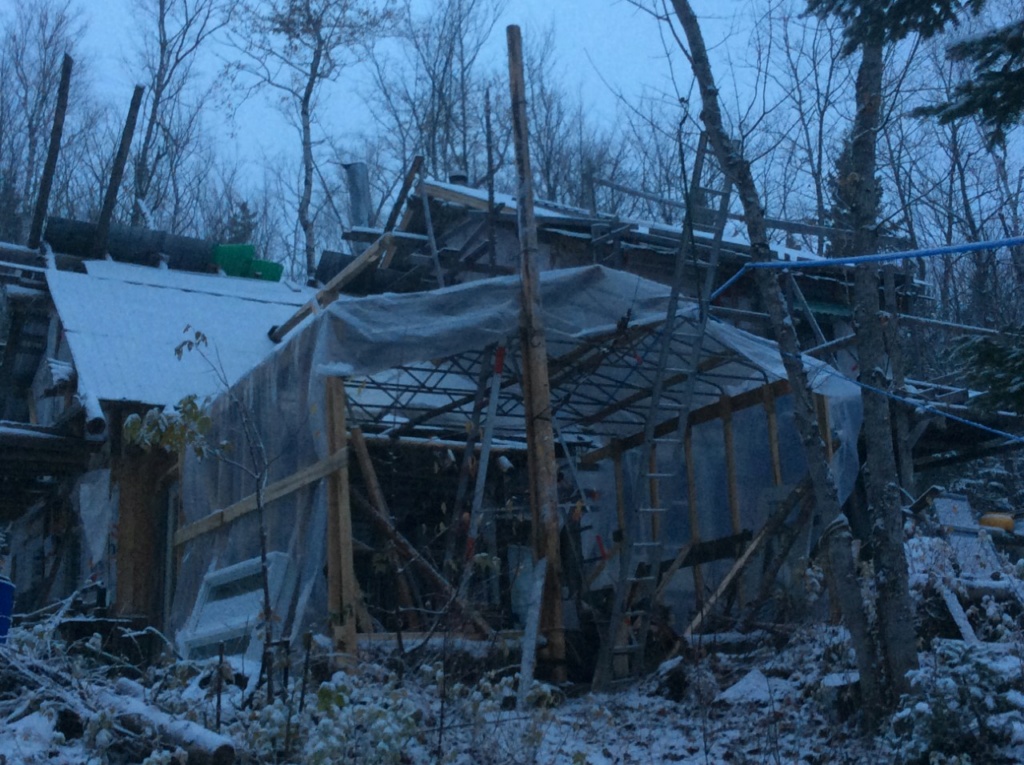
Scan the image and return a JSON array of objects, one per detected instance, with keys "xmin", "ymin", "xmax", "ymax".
[{"xmin": 101, "ymin": 679, "xmax": 234, "ymax": 765}]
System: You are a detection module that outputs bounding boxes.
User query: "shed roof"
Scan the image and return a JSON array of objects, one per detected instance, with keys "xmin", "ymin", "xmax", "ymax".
[{"xmin": 47, "ymin": 261, "xmax": 316, "ymax": 407}]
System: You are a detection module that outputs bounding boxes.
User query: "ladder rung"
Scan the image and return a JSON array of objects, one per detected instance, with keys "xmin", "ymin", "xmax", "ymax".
[
  {"xmin": 638, "ymin": 507, "xmax": 666, "ymax": 513},
  {"xmin": 628, "ymin": 576, "xmax": 656, "ymax": 583},
  {"xmin": 655, "ymin": 437, "xmax": 683, "ymax": 444},
  {"xmin": 646, "ymin": 472, "xmax": 675, "ymax": 478},
  {"xmin": 632, "ymin": 542, "xmax": 660, "ymax": 548}
]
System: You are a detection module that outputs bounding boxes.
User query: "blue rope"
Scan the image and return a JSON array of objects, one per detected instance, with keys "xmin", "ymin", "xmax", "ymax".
[
  {"xmin": 711, "ymin": 235, "xmax": 1024, "ymax": 301},
  {"xmin": 801, "ymin": 353, "xmax": 1024, "ymax": 447}
]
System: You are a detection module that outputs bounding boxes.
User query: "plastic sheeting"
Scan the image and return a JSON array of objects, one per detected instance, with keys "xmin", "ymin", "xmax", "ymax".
[{"xmin": 171, "ymin": 265, "xmax": 863, "ymax": 644}]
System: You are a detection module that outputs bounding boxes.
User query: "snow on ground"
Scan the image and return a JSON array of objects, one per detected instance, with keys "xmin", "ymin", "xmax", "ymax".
[
  {"xmin": 6, "ymin": 524, "xmax": 1024, "ymax": 764},
  {"xmin": 7, "ymin": 615, "xmax": 1024, "ymax": 765}
]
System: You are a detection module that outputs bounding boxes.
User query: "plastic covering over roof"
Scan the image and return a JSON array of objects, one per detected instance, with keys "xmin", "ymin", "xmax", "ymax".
[
  {"xmin": 309, "ymin": 265, "xmax": 858, "ymax": 439},
  {"xmin": 47, "ymin": 262, "xmax": 316, "ymax": 407},
  {"xmin": 170, "ymin": 265, "xmax": 863, "ymax": 644}
]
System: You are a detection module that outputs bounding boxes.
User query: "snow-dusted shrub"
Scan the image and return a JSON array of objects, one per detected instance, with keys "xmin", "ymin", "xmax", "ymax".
[
  {"xmin": 302, "ymin": 669, "xmax": 426, "ymax": 764},
  {"xmin": 887, "ymin": 641, "xmax": 1024, "ymax": 763}
]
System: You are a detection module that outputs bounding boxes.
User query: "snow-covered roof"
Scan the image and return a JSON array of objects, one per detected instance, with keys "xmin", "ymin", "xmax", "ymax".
[{"xmin": 47, "ymin": 262, "xmax": 315, "ymax": 408}]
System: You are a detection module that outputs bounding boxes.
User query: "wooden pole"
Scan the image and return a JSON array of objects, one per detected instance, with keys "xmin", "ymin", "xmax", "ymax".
[
  {"xmin": 326, "ymin": 377, "xmax": 357, "ymax": 652},
  {"xmin": 28, "ymin": 53, "xmax": 73, "ymax": 249},
  {"xmin": 763, "ymin": 385, "xmax": 783, "ymax": 486},
  {"xmin": 507, "ymin": 24, "xmax": 564, "ymax": 680},
  {"xmin": 94, "ymin": 85, "xmax": 144, "ymax": 258},
  {"xmin": 721, "ymin": 398, "xmax": 741, "ymax": 535},
  {"xmin": 684, "ymin": 427, "xmax": 705, "ymax": 603}
]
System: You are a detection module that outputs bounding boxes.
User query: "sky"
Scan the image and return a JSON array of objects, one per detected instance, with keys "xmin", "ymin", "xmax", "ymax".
[{"xmin": 74, "ymin": 1, "xmax": 749, "ymax": 163}]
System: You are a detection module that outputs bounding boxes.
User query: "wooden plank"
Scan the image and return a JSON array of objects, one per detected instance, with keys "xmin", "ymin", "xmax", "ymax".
[
  {"xmin": 938, "ymin": 582, "xmax": 979, "ymax": 644},
  {"xmin": 380, "ymin": 155, "xmax": 424, "ymax": 268},
  {"xmin": 269, "ymin": 233, "xmax": 392, "ymax": 343},
  {"xmin": 685, "ymin": 427, "xmax": 705, "ymax": 604},
  {"xmin": 613, "ymin": 448, "xmax": 626, "ymax": 532},
  {"xmin": 655, "ymin": 542, "xmax": 694, "ymax": 604},
  {"xmin": 680, "ymin": 520, "xmax": 771, "ymax": 640},
  {"xmin": 349, "ymin": 426, "xmax": 419, "ymax": 628},
  {"xmin": 173, "ymin": 448, "xmax": 348, "ymax": 546},
  {"xmin": 326, "ymin": 377, "xmax": 357, "ymax": 651},
  {"xmin": 721, "ymin": 398, "xmax": 741, "ymax": 536}
]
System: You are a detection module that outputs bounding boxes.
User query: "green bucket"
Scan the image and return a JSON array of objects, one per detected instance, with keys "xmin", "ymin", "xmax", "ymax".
[
  {"xmin": 249, "ymin": 259, "xmax": 284, "ymax": 282},
  {"xmin": 213, "ymin": 244, "xmax": 255, "ymax": 277}
]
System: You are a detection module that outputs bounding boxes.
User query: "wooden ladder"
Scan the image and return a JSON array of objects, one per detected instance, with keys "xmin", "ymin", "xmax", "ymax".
[{"xmin": 594, "ymin": 134, "xmax": 733, "ymax": 685}]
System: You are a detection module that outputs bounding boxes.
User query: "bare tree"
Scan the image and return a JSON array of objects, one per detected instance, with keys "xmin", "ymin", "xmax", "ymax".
[
  {"xmin": 0, "ymin": 0, "xmax": 87, "ymax": 242},
  {"xmin": 129, "ymin": 0, "xmax": 233, "ymax": 233},
  {"xmin": 228, "ymin": 0, "xmax": 396, "ymax": 280},
  {"xmin": 366, "ymin": 0, "xmax": 506, "ymax": 183}
]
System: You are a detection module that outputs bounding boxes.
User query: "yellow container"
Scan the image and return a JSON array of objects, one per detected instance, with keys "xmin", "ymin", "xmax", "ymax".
[{"xmin": 979, "ymin": 513, "xmax": 1015, "ymax": 532}]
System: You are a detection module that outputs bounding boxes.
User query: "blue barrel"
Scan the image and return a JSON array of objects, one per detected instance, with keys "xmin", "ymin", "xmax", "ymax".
[{"xmin": 0, "ymin": 576, "xmax": 14, "ymax": 643}]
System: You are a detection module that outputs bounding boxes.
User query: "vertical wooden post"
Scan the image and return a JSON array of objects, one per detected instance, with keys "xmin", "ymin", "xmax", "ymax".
[
  {"xmin": 28, "ymin": 54, "xmax": 73, "ymax": 249},
  {"xmin": 507, "ymin": 24, "xmax": 564, "ymax": 679},
  {"xmin": 721, "ymin": 398, "xmax": 741, "ymax": 535},
  {"xmin": 763, "ymin": 384, "xmax": 783, "ymax": 486},
  {"xmin": 721, "ymin": 397, "xmax": 744, "ymax": 606},
  {"xmin": 815, "ymin": 394, "xmax": 834, "ymax": 462},
  {"xmin": 613, "ymin": 446, "xmax": 626, "ymax": 533},
  {"xmin": 93, "ymin": 85, "xmax": 144, "ymax": 258},
  {"xmin": 326, "ymin": 377, "xmax": 357, "ymax": 652},
  {"xmin": 684, "ymin": 426, "xmax": 705, "ymax": 604}
]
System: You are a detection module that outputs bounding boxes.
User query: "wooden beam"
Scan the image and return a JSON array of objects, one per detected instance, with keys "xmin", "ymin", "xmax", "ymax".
[
  {"xmin": 349, "ymin": 488, "xmax": 494, "ymax": 638},
  {"xmin": 269, "ymin": 233, "xmax": 392, "ymax": 343},
  {"xmin": 655, "ymin": 542, "xmax": 694, "ymax": 604},
  {"xmin": 380, "ymin": 155, "xmax": 424, "ymax": 268},
  {"xmin": 815, "ymin": 393, "xmax": 834, "ymax": 461},
  {"xmin": 348, "ymin": 426, "xmax": 418, "ymax": 629},
  {"xmin": 581, "ymin": 378, "xmax": 791, "ymax": 465},
  {"xmin": 685, "ymin": 427, "xmax": 705, "ymax": 603},
  {"xmin": 173, "ymin": 447, "xmax": 348, "ymax": 547},
  {"xmin": 764, "ymin": 385, "xmax": 783, "ymax": 486},
  {"xmin": 28, "ymin": 54, "xmax": 72, "ymax": 249},
  {"xmin": 508, "ymin": 25, "xmax": 564, "ymax": 679},
  {"xmin": 326, "ymin": 377, "xmax": 357, "ymax": 651},
  {"xmin": 613, "ymin": 447, "xmax": 626, "ymax": 532},
  {"xmin": 679, "ymin": 520, "xmax": 769, "ymax": 641},
  {"xmin": 721, "ymin": 397, "xmax": 741, "ymax": 537},
  {"xmin": 94, "ymin": 86, "xmax": 144, "ymax": 258}
]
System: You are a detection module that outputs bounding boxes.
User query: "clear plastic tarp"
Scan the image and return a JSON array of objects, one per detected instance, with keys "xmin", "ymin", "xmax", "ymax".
[{"xmin": 170, "ymin": 265, "xmax": 862, "ymax": 645}]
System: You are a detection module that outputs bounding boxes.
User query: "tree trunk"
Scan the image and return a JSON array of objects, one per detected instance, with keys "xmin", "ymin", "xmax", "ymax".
[
  {"xmin": 669, "ymin": 0, "xmax": 889, "ymax": 718},
  {"xmin": 840, "ymin": 37, "xmax": 919, "ymax": 701},
  {"xmin": 298, "ymin": 40, "xmax": 323, "ymax": 281}
]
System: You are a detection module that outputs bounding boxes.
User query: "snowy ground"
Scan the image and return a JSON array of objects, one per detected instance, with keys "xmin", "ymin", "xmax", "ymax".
[{"xmin": 5, "ymin": 528, "xmax": 1024, "ymax": 764}]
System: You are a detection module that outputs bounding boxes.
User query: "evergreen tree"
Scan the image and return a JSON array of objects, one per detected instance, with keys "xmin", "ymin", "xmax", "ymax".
[{"xmin": 919, "ymin": 18, "xmax": 1024, "ymax": 144}]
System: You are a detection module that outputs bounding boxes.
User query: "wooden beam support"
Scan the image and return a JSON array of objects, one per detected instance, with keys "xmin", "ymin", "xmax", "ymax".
[
  {"xmin": 94, "ymin": 86, "xmax": 144, "ymax": 258},
  {"xmin": 173, "ymin": 447, "xmax": 348, "ymax": 546},
  {"xmin": 269, "ymin": 232, "xmax": 392, "ymax": 343},
  {"xmin": 326, "ymin": 377, "xmax": 357, "ymax": 652},
  {"xmin": 508, "ymin": 25, "xmax": 564, "ymax": 679},
  {"xmin": 721, "ymin": 397, "xmax": 742, "ymax": 537},
  {"xmin": 685, "ymin": 427, "xmax": 705, "ymax": 604},
  {"xmin": 764, "ymin": 384, "xmax": 783, "ymax": 486},
  {"xmin": 349, "ymin": 426, "xmax": 419, "ymax": 629},
  {"xmin": 28, "ymin": 54, "xmax": 73, "ymax": 249}
]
